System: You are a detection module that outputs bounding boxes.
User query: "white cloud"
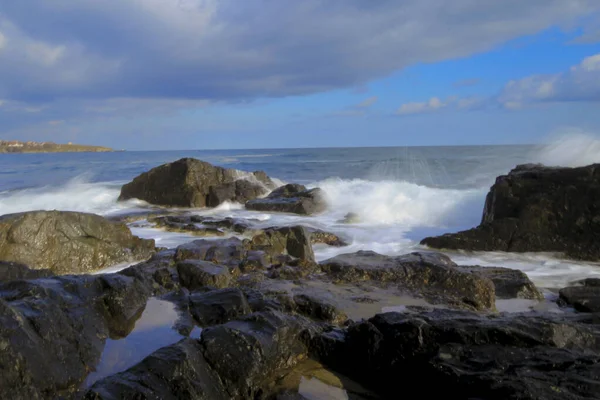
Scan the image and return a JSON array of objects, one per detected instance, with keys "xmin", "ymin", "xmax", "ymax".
[
  {"xmin": 356, "ymin": 96, "xmax": 378, "ymax": 108},
  {"xmin": 499, "ymin": 52, "xmax": 600, "ymax": 106},
  {"xmin": 397, "ymin": 97, "xmax": 446, "ymax": 115}
]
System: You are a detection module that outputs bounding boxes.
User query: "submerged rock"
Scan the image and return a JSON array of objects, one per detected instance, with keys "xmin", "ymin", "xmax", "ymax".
[
  {"xmin": 246, "ymin": 184, "xmax": 327, "ymax": 215},
  {"xmin": 338, "ymin": 212, "xmax": 360, "ymax": 224},
  {"xmin": 320, "ymin": 251, "xmax": 495, "ymax": 310},
  {"xmin": 421, "ymin": 163, "xmax": 600, "ymax": 261},
  {"xmin": 118, "ymin": 157, "xmax": 276, "ymax": 208},
  {"xmin": 312, "ymin": 309, "xmax": 600, "ymax": 400},
  {"xmin": 0, "ymin": 211, "xmax": 155, "ymax": 274}
]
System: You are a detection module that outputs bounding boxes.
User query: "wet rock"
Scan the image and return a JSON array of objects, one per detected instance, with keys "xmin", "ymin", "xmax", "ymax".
[
  {"xmin": 421, "ymin": 163, "xmax": 600, "ymax": 261},
  {"xmin": 118, "ymin": 157, "xmax": 275, "ymax": 208},
  {"xmin": 248, "ymin": 226, "xmax": 315, "ymax": 264},
  {"xmin": 189, "ymin": 288, "xmax": 252, "ymax": 326},
  {"xmin": 193, "ymin": 216, "xmax": 257, "ymax": 234},
  {"xmin": 200, "ymin": 311, "xmax": 313, "ymax": 398},
  {"xmin": 308, "ymin": 229, "xmax": 348, "ymax": 247},
  {"xmin": 560, "ymin": 279, "xmax": 600, "ymax": 312},
  {"xmin": 177, "ymin": 260, "xmax": 232, "ymax": 290},
  {"xmin": 119, "ymin": 249, "xmax": 180, "ymax": 293},
  {"xmin": 0, "ymin": 261, "xmax": 53, "ymax": 283},
  {"xmin": 320, "ymin": 251, "xmax": 495, "ymax": 310},
  {"xmin": 150, "ymin": 216, "xmax": 226, "ymax": 236},
  {"xmin": 84, "ymin": 339, "xmax": 229, "ymax": 400},
  {"xmin": 239, "ymin": 250, "xmax": 270, "ymax": 272},
  {"xmin": 246, "ymin": 184, "xmax": 327, "ymax": 215},
  {"xmin": 312, "ymin": 309, "xmax": 600, "ymax": 400},
  {"xmin": 293, "ymin": 294, "xmax": 348, "ymax": 325},
  {"xmin": 456, "ymin": 265, "xmax": 543, "ymax": 300},
  {"xmin": 0, "ymin": 273, "xmax": 150, "ymax": 399},
  {"xmin": 175, "ymin": 238, "xmax": 245, "ymax": 268},
  {"xmin": 0, "ymin": 211, "xmax": 155, "ymax": 274}
]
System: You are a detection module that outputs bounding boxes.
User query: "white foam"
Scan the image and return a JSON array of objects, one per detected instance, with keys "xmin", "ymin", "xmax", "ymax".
[
  {"xmin": 534, "ymin": 130, "xmax": 600, "ymax": 167},
  {"xmin": 0, "ymin": 175, "xmax": 143, "ymax": 215}
]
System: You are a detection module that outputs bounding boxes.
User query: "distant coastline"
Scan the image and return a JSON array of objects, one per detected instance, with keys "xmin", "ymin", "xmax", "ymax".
[{"xmin": 0, "ymin": 140, "xmax": 113, "ymax": 154}]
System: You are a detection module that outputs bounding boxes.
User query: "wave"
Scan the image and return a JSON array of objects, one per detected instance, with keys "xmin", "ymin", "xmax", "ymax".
[
  {"xmin": 316, "ymin": 178, "xmax": 486, "ymax": 228},
  {"xmin": 0, "ymin": 175, "xmax": 142, "ymax": 216},
  {"xmin": 533, "ymin": 130, "xmax": 600, "ymax": 167}
]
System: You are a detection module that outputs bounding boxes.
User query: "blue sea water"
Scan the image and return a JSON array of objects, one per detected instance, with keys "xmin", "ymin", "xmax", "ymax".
[{"xmin": 1, "ymin": 138, "xmax": 600, "ymax": 290}]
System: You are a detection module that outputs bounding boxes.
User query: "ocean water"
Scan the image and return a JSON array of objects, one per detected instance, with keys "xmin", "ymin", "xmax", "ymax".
[{"xmin": 2, "ymin": 134, "xmax": 600, "ymax": 290}]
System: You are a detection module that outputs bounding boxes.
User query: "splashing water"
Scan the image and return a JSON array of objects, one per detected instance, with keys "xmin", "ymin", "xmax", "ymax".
[{"xmin": 533, "ymin": 131, "xmax": 600, "ymax": 167}]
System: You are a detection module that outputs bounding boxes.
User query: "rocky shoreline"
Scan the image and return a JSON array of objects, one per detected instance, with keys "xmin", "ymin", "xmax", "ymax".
[{"xmin": 1, "ymin": 158, "xmax": 600, "ymax": 399}]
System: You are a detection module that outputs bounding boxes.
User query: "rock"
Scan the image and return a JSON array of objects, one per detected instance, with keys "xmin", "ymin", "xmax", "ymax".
[
  {"xmin": 293, "ymin": 294, "xmax": 348, "ymax": 325},
  {"xmin": 456, "ymin": 265, "xmax": 543, "ymax": 300},
  {"xmin": 0, "ymin": 273, "xmax": 150, "ymax": 399},
  {"xmin": 309, "ymin": 229, "xmax": 348, "ymax": 247},
  {"xmin": 0, "ymin": 211, "xmax": 155, "ymax": 274},
  {"xmin": 200, "ymin": 311, "xmax": 312, "ymax": 398},
  {"xmin": 84, "ymin": 339, "xmax": 229, "ymax": 400},
  {"xmin": 338, "ymin": 212, "xmax": 360, "ymax": 224},
  {"xmin": 150, "ymin": 216, "xmax": 226, "ymax": 236},
  {"xmin": 559, "ymin": 279, "xmax": 600, "ymax": 312},
  {"xmin": 118, "ymin": 157, "xmax": 276, "ymax": 208},
  {"xmin": 246, "ymin": 184, "xmax": 327, "ymax": 215},
  {"xmin": 248, "ymin": 226, "xmax": 315, "ymax": 264},
  {"xmin": 0, "ymin": 261, "xmax": 53, "ymax": 283},
  {"xmin": 189, "ymin": 288, "xmax": 252, "ymax": 326},
  {"xmin": 320, "ymin": 251, "xmax": 495, "ymax": 310},
  {"xmin": 175, "ymin": 238, "xmax": 245, "ymax": 268},
  {"xmin": 421, "ymin": 163, "xmax": 600, "ymax": 261},
  {"xmin": 176, "ymin": 260, "xmax": 232, "ymax": 290},
  {"xmin": 312, "ymin": 309, "xmax": 600, "ymax": 400}
]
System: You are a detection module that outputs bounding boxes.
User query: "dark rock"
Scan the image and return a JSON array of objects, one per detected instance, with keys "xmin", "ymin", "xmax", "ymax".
[
  {"xmin": 189, "ymin": 288, "xmax": 252, "ymax": 326},
  {"xmin": 118, "ymin": 157, "xmax": 275, "ymax": 207},
  {"xmin": 248, "ymin": 226, "xmax": 315, "ymax": 264},
  {"xmin": 456, "ymin": 265, "xmax": 543, "ymax": 300},
  {"xmin": 421, "ymin": 163, "xmax": 600, "ymax": 260},
  {"xmin": 312, "ymin": 309, "xmax": 600, "ymax": 400},
  {"xmin": 176, "ymin": 260, "xmax": 232, "ymax": 290},
  {"xmin": 560, "ymin": 279, "xmax": 600, "ymax": 312},
  {"xmin": 320, "ymin": 251, "xmax": 495, "ymax": 310},
  {"xmin": 0, "ymin": 273, "xmax": 150, "ymax": 399},
  {"xmin": 84, "ymin": 339, "xmax": 229, "ymax": 400},
  {"xmin": 246, "ymin": 184, "xmax": 327, "ymax": 215},
  {"xmin": 293, "ymin": 294, "xmax": 348, "ymax": 325},
  {"xmin": 175, "ymin": 238, "xmax": 245, "ymax": 269},
  {"xmin": 309, "ymin": 229, "xmax": 349, "ymax": 247},
  {"xmin": 0, "ymin": 211, "xmax": 155, "ymax": 274},
  {"xmin": 0, "ymin": 261, "xmax": 53, "ymax": 283},
  {"xmin": 193, "ymin": 216, "xmax": 257, "ymax": 234},
  {"xmin": 240, "ymin": 250, "xmax": 270, "ymax": 272},
  {"xmin": 200, "ymin": 311, "xmax": 312, "ymax": 398},
  {"xmin": 150, "ymin": 216, "xmax": 225, "ymax": 237}
]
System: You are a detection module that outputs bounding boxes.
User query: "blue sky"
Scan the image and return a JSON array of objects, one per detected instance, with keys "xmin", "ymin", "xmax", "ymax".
[{"xmin": 1, "ymin": 1, "xmax": 600, "ymax": 150}]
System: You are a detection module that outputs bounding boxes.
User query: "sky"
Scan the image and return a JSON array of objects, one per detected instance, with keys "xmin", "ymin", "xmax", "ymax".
[{"xmin": 1, "ymin": 0, "xmax": 600, "ymax": 150}]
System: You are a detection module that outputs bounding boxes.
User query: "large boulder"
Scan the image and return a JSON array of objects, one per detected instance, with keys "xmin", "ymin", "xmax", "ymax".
[
  {"xmin": 421, "ymin": 163, "xmax": 600, "ymax": 260},
  {"xmin": 0, "ymin": 211, "xmax": 155, "ymax": 274},
  {"xmin": 320, "ymin": 251, "xmax": 495, "ymax": 310},
  {"xmin": 246, "ymin": 184, "xmax": 327, "ymax": 215},
  {"xmin": 118, "ymin": 158, "xmax": 276, "ymax": 207}
]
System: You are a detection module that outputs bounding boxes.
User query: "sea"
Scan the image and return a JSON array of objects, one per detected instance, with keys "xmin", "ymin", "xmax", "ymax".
[{"xmin": 2, "ymin": 134, "xmax": 600, "ymax": 293}]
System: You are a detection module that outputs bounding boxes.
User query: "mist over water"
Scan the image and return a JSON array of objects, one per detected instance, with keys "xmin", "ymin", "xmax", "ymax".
[{"xmin": 1, "ymin": 136, "xmax": 600, "ymax": 289}]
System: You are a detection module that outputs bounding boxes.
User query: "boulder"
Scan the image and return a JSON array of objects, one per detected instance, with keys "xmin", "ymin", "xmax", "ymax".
[
  {"xmin": 293, "ymin": 294, "xmax": 348, "ymax": 325},
  {"xmin": 118, "ymin": 158, "xmax": 275, "ymax": 208},
  {"xmin": 320, "ymin": 251, "xmax": 495, "ymax": 310},
  {"xmin": 0, "ymin": 261, "xmax": 53, "ymax": 283},
  {"xmin": 200, "ymin": 311, "xmax": 312, "ymax": 398},
  {"xmin": 0, "ymin": 273, "xmax": 150, "ymax": 399},
  {"xmin": 560, "ymin": 279, "xmax": 600, "ymax": 312},
  {"xmin": 421, "ymin": 163, "xmax": 600, "ymax": 260},
  {"xmin": 176, "ymin": 260, "xmax": 232, "ymax": 290},
  {"xmin": 311, "ymin": 309, "xmax": 600, "ymax": 400},
  {"xmin": 0, "ymin": 211, "xmax": 155, "ymax": 274},
  {"xmin": 246, "ymin": 184, "xmax": 327, "ymax": 215},
  {"xmin": 84, "ymin": 339, "xmax": 229, "ymax": 400},
  {"xmin": 248, "ymin": 226, "xmax": 315, "ymax": 264},
  {"xmin": 189, "ymin": 288, "xmax": 252, "ymax": 326},
  {"xmin": 175, "ymin": 238, "xmax": 245, "ymax": 268},
  {"xmin": 456, "ymin": 265, "xmax": 543, "ymax": 300}
]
